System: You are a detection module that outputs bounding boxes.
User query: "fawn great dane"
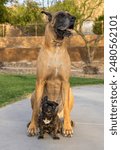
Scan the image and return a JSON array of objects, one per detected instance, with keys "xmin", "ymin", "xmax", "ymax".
[{"xmin": 28, "ymin": 11, "xmax": 76, "ymax": 137}]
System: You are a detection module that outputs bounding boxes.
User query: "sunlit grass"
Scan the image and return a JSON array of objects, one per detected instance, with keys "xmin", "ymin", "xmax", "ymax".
[{"xmin": 0, "ymin": 74, "xmax": 103, "ymax": 107}]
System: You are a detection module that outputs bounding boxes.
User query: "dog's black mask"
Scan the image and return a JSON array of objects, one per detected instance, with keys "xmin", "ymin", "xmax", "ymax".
[
  {"xmin": 41, "ymin": 96, "xmax": 59, "ymax": 120},
  {"xmin": 41, "ymin": 11, "xmax": 76, "ymax": 40},
  {"xmin": 53, "ymin": 12, "xmax": 76, "ymax": 39}
]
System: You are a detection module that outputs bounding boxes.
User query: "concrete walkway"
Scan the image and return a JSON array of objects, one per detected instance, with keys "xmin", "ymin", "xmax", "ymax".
[{"xmin": 0, "ymin": 85, "xmax": 104, "ymax": 150}]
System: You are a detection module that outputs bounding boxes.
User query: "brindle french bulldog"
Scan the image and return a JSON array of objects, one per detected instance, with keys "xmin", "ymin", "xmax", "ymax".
[{"xmin": 38, "ymin": 96, "xmax": 62, "ymax": 140}]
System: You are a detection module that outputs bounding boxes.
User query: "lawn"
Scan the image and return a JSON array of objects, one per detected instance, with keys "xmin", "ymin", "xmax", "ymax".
[{"xmin": 0, "ymin": 74, "xmax": 104, "ymax": 107}]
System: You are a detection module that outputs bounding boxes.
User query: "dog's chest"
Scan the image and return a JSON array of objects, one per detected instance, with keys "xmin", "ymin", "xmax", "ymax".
[
  {"xmin": 48, "ymin": 48, "xmax": 62, "ymax": 67},
  {"xmin": 41, "ymin": 117, "xmax": 56, "ymax": 133},
  {"xmin": 47, "ymin": 47, "xmax": 70, "ymax": 77}
]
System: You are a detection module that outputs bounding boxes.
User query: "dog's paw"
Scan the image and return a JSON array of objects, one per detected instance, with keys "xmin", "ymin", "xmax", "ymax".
[
  {"xmin": 38, "ymin": 135, "xmax": 44, "ymax": 139},
  {"xmin": 63, "ymin": 123, "xmax": 73, "ymax": 137},
  {"xmin": 27, "ymin": 122, "xmax": 37, "ymax": 136}
]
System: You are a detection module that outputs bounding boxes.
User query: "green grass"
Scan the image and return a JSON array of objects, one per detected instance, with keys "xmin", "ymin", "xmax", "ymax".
[
  {"xmin": 0, "ymin": 74, "xmax": 103, "ymax": 107},
  {"xmin": 0, "ymin": 74, "xmax": 36, "ymax": 107},
  {"xmin": 70, "ymin": 77, "xmax": 104, "ymax": 86}
]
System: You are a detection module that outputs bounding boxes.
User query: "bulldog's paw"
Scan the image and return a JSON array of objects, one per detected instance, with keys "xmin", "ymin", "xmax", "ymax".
[
  {"xmin": 27, "ymin": 122, "xmax": 37, "ymax": 136},
  {"xmin": 38, "ymin": 135, "xmax": 44, "ymax": 139},
  {"xmin": 53, "ymin": 136, "xmax": 60, "ymax": 140},
  {"xmin": 63, "ymin": 122, "xmax": 73, "ymax": 137}
]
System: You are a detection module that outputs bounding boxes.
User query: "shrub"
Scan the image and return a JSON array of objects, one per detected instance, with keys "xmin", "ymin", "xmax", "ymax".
[{"xmin": 93, "ymin": 15, "xmax": 104, "ymax": 35}]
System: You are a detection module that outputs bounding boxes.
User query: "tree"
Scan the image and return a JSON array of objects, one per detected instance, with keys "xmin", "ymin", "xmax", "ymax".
[
  {"xmin": 24, "ymin": 0, "xmax": 42, "ymax": 24},
  {"xmin": 9, "ymin": 0, "xmax": 19, "ymax": 6},
  {"xmin": 0, "ymin": 0, "xmax": 9, "ymax": 23},
  {"xmin": 8, "ymin": 0, "xmax": 43, "ymax": 25},
  {"xmin": 73, "ymin": 0, "xmax": 104, "ymax": 65}
]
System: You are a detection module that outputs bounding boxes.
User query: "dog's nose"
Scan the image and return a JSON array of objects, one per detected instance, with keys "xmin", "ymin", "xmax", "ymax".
[{"xmin": 48, "ymin": 106, "xmax": 52, "ymax": 112}]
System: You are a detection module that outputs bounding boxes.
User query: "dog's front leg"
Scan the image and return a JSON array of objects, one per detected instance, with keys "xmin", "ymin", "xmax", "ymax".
[
  {"xmin": 52, "ymin": 120, "xmax": 60, "ymax": 140},
  {"xmin": 62, "ymin": 81, "xmax": 73, "ymax": 137},
  {"xmin": 28, "ymin": 80, "xmax": 45, "ymax": 136},
  {"xmin": 38, "ymin": 125, "xmax": 44, "ymax": 139}
]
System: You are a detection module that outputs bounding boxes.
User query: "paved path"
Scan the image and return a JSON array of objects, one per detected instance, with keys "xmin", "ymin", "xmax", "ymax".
[{"xmin": 0, "ymin": 85, "xmax": 104, "ymax": 150}]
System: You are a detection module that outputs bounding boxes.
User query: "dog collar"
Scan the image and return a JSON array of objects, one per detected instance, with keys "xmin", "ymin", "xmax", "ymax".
[{"xmin": 52, "ymin": 39, "xmax": 63, "ymax": 47}]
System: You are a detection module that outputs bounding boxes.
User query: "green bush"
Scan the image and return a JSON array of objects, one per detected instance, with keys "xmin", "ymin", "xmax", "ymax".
[
  {"xmin": 93, "ymin": 15, "xmax": 104, "ymax": 35},
  {"xmin": 7, "ymin": 1, "xmax": 44, "ymax": 26}
]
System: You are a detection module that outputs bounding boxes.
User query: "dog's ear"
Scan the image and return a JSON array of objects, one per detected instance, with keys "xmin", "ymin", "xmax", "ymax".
[
  {"xmin": 44, "ymin": 96, "xmax": 48, "ymax": 101},
  {"xmin": 53, "ymin": 102, "xmax": 59, "ymax": 107},
  {"xmin": 41, "ymin": 11, "xmax": 52, "ymax": 22},
  {"xmin": 53, "ymin": 102, "xmax": 59, "ymax": 112}
]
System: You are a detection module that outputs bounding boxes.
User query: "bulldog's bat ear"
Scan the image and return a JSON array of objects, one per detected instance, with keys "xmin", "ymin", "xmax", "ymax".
[
  {"xmin": 43, "ymin": 96, "xmax": 48, "ymax": 102},
  {"xmin": 41, "ymin": 96, "xmax": 48, "ymax": 105},
  {"xmin": 53, "ymin": 102, "xmax": 59, "ymax": 107},
  {"xmin": 41, "ymin": 11, "xmax": 52, "ymax": 22}
]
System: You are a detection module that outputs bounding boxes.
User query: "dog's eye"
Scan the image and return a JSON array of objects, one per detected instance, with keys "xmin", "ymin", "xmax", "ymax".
[
  {"xmin": 58, "ymin": 13, "xmax": 66, "ymax": 19},
  {"xmin": 53, "ymin": 106, "xmax": 57, "ymax": 110}
]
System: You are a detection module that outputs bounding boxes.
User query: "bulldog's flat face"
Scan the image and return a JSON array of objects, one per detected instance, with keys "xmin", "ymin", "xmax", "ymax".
[
  {"xmin": 41, "ymin": 96, "xmax": 59, "ymax": 120},
  {"xmin": 41, "ymin": 11, "xmax": 76, "ymax": 39}
]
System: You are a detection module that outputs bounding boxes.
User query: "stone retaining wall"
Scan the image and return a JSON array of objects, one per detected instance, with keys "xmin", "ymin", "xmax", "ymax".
[
  {"xmin": 0, "ymin": 35, "xmax": 103, "ymax": 48},
  {"xmin": 0, "ymin": 46, "xmax": 103, "ymax": 62},
  {"xmin": 0, "ymin": 35, "xmax": 104, "ymax": 78},
  {"xmin": 0, "ymin": 35, "xmax": 104, "ymax": 62}
]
